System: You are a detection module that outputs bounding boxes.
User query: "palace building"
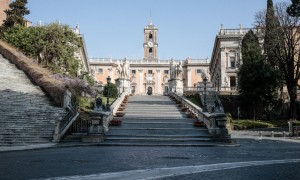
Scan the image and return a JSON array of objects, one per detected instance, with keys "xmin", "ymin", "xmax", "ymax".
[
  {"xmin": 209, "ymin": 25, "xmax": 263, "ymax": 95},
  {"xmin": 90, "ymin": 20, "xmax": 210, "ymax": 95}
]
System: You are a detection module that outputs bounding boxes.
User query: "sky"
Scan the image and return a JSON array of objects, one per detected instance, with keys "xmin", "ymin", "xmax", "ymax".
[{"xmin": 26, "ymin": 0, "xmax": 290, "ymax": 60}]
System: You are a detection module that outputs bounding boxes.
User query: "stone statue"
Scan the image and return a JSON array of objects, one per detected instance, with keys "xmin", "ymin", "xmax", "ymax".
[
  {"xmin": 176, "ymin": 61, "xmax": 183, "ymax": 78},
  {"xmin": 122, "ymin": 59, "xmax": 130, "ymax": 79},
  {"xmin": 95, "ymin": 97, "xmax": 103, "ymax": 111},
  {"xmin": 170, "ymin": 59, "xmax": 176, "ymax": 79},
  {"xmin": 116, "ymin": 61, "xmax": 122, "ymax": 78}
]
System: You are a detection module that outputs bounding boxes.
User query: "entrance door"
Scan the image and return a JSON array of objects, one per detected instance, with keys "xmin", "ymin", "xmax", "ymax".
[
  {"xmin": 147, "ymin": 87, "xmax": 153, "ymax": 95},
  {"xmin": 164, "ymin": 86, "xmax": 169, "ymax": 93}
]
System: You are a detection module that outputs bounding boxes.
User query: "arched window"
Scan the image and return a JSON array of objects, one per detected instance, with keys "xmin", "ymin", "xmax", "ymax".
[
  {"xmin": 149, "ymin": 48, "xmax": 153, "ymax": 53},
  {"xmin": 149, "ymin": 33, "xmax": 153, "ymax": 41}
]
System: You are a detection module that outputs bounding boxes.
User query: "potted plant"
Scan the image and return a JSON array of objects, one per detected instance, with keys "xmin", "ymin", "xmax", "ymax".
[
  {"xmin": 194, "ymin": 121, "xmax": 204, "ymax": 127},
  {"xmin": 110, "ymin": 119, "xmax": 122, "ymax": 126},
  {"xmin": 116, "ymin": 112, "xmax": 125, "ymax": 117},
  {"xmin": 181, "ymin": 107, "xmax": 188, "ymax": 112}
]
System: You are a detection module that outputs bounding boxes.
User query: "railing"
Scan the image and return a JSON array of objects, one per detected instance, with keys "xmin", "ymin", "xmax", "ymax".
[
  {"xmin": 53, "ymin": 95, "xmax": 79, "ymax": 142},
  {"xmin": 89, "ymin": 58, "xmax": 209, "ymax": 64},
  {"xmin": 170, "ymin": 92, "xmax": 230, "ymax": 139},
  {"xmin": 219, "ymin": 28, "xmax": 262, "ymax": 36},
  {"xmin": 67, "ymin": 118, "xmax": 92, "ymax": 133}
]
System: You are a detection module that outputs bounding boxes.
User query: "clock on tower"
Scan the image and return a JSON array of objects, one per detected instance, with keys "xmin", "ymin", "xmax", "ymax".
[{"xmin": 143, "ymin": 19, "xmax": 158, "ymax": 61}]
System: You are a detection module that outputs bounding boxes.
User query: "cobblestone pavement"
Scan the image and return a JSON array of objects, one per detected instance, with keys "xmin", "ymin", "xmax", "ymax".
[{"xmin": 1, "ymin": 135, "xmax": 300, "ymax": 180}]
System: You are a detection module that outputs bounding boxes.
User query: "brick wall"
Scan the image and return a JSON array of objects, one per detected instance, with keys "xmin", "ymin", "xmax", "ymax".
[{"xmin": 0, "ymin": 0, "xmax": 10, "ymax": 26}]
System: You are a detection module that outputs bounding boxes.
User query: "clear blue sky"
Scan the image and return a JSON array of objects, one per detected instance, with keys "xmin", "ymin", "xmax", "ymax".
[{"xmin": 26, "ymin": 0, "xmax": 290, "ymax": 60}]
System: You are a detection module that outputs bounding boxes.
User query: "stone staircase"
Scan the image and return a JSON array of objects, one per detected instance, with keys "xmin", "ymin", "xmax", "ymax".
[
  {"xmin": 0, "ymin": 55, "xmax": 67, "ymax": 146},
  {"xmin": 103, "ymin": 95, "xmax": 217, "ymax": 146}
]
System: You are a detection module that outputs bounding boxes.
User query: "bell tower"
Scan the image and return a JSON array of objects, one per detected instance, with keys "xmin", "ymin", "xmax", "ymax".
[{"xmin": 143, "ymin": 18, "xmax": 158, "ymax": 61}]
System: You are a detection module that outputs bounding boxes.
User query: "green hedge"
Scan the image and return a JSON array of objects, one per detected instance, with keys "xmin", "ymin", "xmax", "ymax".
[{"xmin": 233, "ymin": 120, "xmax": 274, "ymax": 130}]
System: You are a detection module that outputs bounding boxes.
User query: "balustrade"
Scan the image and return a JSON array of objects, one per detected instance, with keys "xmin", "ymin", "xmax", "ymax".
[{"xmin": 170, "ymin": 92, "xmax": 230, "ymax": 138}]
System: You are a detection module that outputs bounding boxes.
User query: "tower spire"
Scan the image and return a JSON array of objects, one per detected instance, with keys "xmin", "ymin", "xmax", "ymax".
[{"xmin": 149, "ymin": 10, "xmax": 153, "ymax": 25}]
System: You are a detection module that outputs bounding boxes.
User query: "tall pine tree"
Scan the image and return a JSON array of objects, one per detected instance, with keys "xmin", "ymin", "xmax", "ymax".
[
  {"xmin": 238, "ymin": 30, "xmax": 280, "ymax": 120},
  {"xmin": 264, "ymin": 0, "xmax": 283, "ymax": 67},
  {"xmin": 2, "ymin": 0, "xmax": 30, "ymax": 29}
]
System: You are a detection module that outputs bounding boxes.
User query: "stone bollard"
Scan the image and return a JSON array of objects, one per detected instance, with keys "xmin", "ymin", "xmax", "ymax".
[
  {"xmin": 283, "ymin": 131, "xmax": 286, "ymax": 139},
  {"xmin": 259, "ymin": 131, "xmax": 262, "ymax": 138},
  {"xmin": 271, "ymin": 131, "xmax": 274, "ymax": 138}
]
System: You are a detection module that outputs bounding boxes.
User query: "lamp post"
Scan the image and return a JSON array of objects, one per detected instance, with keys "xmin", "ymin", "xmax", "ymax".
[
  {"xmin": 106, "ymin": 76, "xmax": 111, "ymax": 111},
  {"xmin": 203, "ymin": 76, "xmax": 208, "ymax": 112},
  {"xmin": 122, "ymin": 78, "xmax": 125, "ymax": 93},
  {"xmin": 217, "ymin": 76, "xmax": 220, "ymax": 94}
]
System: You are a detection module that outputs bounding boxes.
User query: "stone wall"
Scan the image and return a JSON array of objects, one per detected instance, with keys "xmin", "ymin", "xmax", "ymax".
[
  {"xmin": 0, "ymin": 40, "xmax": 66, "ymax": 106},
  {"xmin": 220, "ymin": 95, "xmax": 289, "ymax": 120}
]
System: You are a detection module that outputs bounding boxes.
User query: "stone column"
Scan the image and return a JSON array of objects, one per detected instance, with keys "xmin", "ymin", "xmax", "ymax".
[
  {"xmin": 156, "ymin": 69, "xmax": 161, "ymax": 94},
  {"xmin": 139, "ymin": 69, "xmax": 143, "ymax": 95},
  {"xmin": 220, "ymin": 47, "xmax": 227, "ymax": 91},
  {"xmin": 187, "ymin": 68, "xmax": 192, "ymax": 88}
]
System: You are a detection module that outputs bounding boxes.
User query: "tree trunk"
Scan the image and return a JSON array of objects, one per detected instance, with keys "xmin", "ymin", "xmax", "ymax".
[{"xmin": 288, "ymin": 85, "xmax": 297, "ymax": 120}]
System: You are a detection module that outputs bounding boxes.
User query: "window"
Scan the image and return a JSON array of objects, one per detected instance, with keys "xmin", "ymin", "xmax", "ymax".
[
  {"xmin": 149, "ymin": 48, "xmax": 153, "ymax": 53},
  {"xmin": 164, "ymin": 70, "xmax": 169, "ymax": 74},
  {"xmin": 131, "ymin": 86, "xmax": 135, "ymax": 94},
  {"xmin": 230, "ymin": 56, "xmax": 236, "ymax": 68},
  {"xmin": 97, "ymin": 68, "xmax": 103, "ymax": 74},
  {"xmin": 148, "ymin": 70, "xmax": 153, "ymax": 74},
  {"xmin": 196, "ymin": 69, "xmax": 202, "ymax": 74},
  {"xmin": 230, "ymin": 76, "xmax": 236, "ymax": 87},
  {"xmin": 132, "ymin": 70, "xmax": 136, "ymax": 74},
  {"xmin": 149, "ymin": 33, "xmax": 153, "ymax": 40}
]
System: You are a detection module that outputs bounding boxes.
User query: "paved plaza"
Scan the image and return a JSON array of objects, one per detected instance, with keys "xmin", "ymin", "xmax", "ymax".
[{"xmin": 1, "ymin": 134, "xmax": 300, "ymax": 180}]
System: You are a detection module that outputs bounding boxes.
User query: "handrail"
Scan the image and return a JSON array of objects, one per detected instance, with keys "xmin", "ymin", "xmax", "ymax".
[
  {"xmin": 53, "ymin": 95, "xmax": 79, "ymax": 142},
  {"xmin": 102, "ymin": 92, "xmax": 126, "ymax": 133},
  {"xmin": 170, "ymin": 92, "xmax": 230, "ymax": 137}
]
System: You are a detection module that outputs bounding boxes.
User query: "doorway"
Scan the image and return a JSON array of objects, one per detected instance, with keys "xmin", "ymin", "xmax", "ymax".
[{"xmin": 147, "ymin": 86, "xmax": 153, "ymax": 95}]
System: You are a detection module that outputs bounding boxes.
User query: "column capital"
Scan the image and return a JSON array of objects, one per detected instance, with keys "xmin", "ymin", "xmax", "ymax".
[
  {"xmin": 138, "ymin": 69, "xmax": 143, "ymax": 72},
  {"xmin": 156, "ymin": 69, "xmax": 161, "ymax": 73}
]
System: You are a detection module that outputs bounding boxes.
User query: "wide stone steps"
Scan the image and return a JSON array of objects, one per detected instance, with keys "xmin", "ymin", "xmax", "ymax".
[
  {"xmin": 0, "ymin": 54, "xmax": 66, "ymax": 145},
  {"xmin": 103, "ymin": 95, "xmax": 216, "ymax": 146}
]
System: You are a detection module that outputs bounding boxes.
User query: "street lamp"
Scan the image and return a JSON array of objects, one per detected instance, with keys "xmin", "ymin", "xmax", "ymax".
[
  {"xmin": 203, "ymin": 76, "xmax": 208, "ymax": 112},
  {"xmin": 122, "ymin": 78, "xmax": 125, "ymax": 93},
  {"xmin": 217, "ymin": 76, "xmax": 220, "ymax": 94},
  {"xmin": 106, "ymin": 76, "xmax": 111, "ymax": 111}
]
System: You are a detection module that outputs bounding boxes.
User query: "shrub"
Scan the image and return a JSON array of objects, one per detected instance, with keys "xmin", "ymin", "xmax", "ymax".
[
  {"xmin": 103, "ymin": 83, "xmax": 118, "ymax": 98},
  {"xmin": 53, "ymin": 74, "xmax": 96, "ymax": 97},
  {"xmin": 233, "ymin": 120, "xmax": 274, "ymax": 130}
]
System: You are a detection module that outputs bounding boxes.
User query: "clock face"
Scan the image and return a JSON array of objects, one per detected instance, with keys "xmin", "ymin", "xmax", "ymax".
[{"xmin": 147, "ymin": 41, "xmax": 153, "ymax": 47}]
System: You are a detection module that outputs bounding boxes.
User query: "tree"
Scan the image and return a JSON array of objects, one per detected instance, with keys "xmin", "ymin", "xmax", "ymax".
[
  {"xmin": 238, "ymin": 30, "xmax": 280, "ymax": 120},
  {"xmin": 287, "ymin": 0, "xmax": 300, "ymax": 17},
  {"xmin": 2, "ymin": 0, "xmax": 30, "ymax": 29},
  {"xmin": 256, "ymin": 2, "xmax": 300, "ymax": 119},
  {"xmin": 103, "ymin": 83, "xmax": 118, "ymax": 99},
  {"xmin": 2, "ymin": 22, "xmax": 82, "ymax": 77},
  {"xmin": 264, "ymin": 0, "xmax": 284, "ymax": 67}
]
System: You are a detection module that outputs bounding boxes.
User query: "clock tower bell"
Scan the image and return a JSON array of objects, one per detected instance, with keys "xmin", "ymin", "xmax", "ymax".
[{"xmin": 143, "ymin": 19, "xmax": 158, "ymax": 61}]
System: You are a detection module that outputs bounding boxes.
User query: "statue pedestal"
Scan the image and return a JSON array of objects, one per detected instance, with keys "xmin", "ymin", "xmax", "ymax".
[
  {"xmin": 82, "ymin": 111, "xmax": 104, "ymax": 142},
  {"xmin": 169, "ymin": 78, "xmax": 183, "ymax": 94},
  {"xmin": 115, "ymin": 78, "xmax": 131, "ymax": 95}
]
